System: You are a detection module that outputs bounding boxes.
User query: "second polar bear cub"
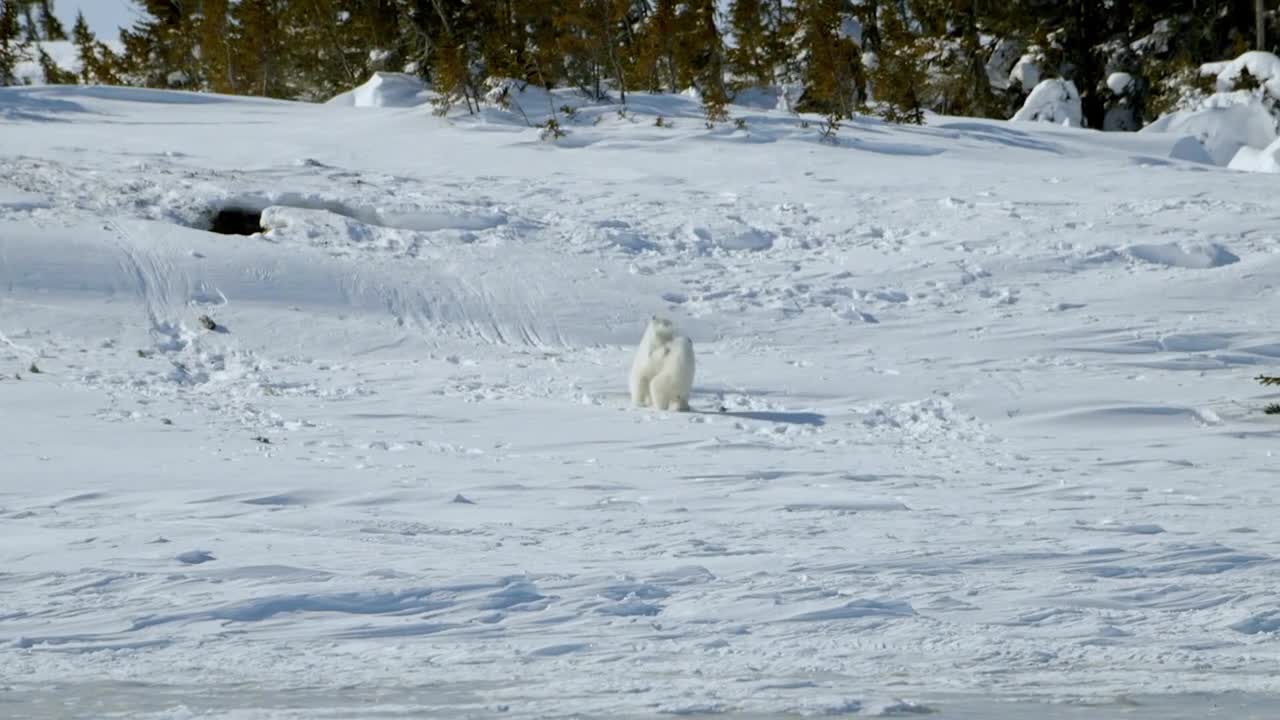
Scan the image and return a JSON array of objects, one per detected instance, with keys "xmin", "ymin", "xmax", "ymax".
[{"xmin": 649, "ymin": 335, "xmax": 695, "ymax": 412}]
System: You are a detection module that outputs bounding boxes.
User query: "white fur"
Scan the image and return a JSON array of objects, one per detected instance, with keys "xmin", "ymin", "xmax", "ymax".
[
  {"xmin": 649, "ymin": 335, "xmax": 695, "ymax": 412},
  {"xmin": 629, "ymin": 316, "xmax": 675, "ymax": 407}
]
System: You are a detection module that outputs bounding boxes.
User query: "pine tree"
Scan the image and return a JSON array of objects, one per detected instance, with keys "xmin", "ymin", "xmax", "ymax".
[
  {"xmin": 37, "ymin": 0, "xmax": 64, "ymax": 40},
  {"xmin": 430, "ymin": 30, "xmax": 474, "ymax": 115},
  {"xmin": 557, "ymin": 0, "xmax": 630, "ymax": 101},
  {"xmin": 18, "ymin": 0, "xmax": 35, "ymax": 42},
  {"xmin": 869, "ymin": 3, "xmax": 926, "ymax": 124},
  {"xmin": 37, "ymin": 45, "xmax": 73, "ymax": 83},
  {"xmin": 227, "ymin": 0, "xmax": 302, "ymax": 98},
  {"xmin": 0, "ymin": 0, "xmax": 27, "ymax": 86},
  {"xmin": 763, "ymin": 0, "xmax": 796, "ymax": 85},
  {"xmin": 793, "ymin": 0, "xmax": 863, "ymax": 119},
  {"xmin": 119, "ymin": 0, "xmax": 199, "ymax": 88},
  {"xmin": 948, "ymin": 0, "xmax": 998, "ymax": 117},
  {"xmin": 631, "ymin": 0, "xmax": 677, "ymax": 91},
  {"xmin": 71, "ymin": 10, "xmax": 94, "ymax": 82},
  {"xmin": 71, "ymin": 11, "xmax": 122, "ymax": 85},
  {"xmin": 676, "ymin": 0, "xmax": 729, "ymax": 122},
  {"xmin": 728, "ymin": 0, "xmax": 770, "ymax": 87},
  {"xmin": 191, "ymin": 0, "xmax": 232, "ymax": 93}
]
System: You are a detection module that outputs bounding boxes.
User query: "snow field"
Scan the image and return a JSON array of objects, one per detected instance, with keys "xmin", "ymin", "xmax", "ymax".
[{"xmin": 3, "ymin": 83, "xmax": 1280, "ymax": 718}]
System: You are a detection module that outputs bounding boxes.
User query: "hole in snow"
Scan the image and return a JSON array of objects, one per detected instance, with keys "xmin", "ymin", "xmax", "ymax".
[{"xmin": 207, "ymin": 207, "xmax": 264, "ymax": 236}]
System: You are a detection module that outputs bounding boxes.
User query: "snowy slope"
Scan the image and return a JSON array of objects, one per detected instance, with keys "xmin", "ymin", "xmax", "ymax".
[{"xmin": 3, "ymin": 84, "xmax": 1280, "ymax": 719}]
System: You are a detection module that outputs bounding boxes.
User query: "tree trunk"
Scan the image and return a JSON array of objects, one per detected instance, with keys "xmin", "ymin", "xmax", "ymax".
[{"xmin": 1257, "ymin": 0, "xmax": 1267, "ymax": 51}]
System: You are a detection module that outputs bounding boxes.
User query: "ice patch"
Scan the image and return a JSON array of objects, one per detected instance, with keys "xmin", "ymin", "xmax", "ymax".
[{"xmin": 175, "ymin": 550, "xmax": 216, "ymax": 565}]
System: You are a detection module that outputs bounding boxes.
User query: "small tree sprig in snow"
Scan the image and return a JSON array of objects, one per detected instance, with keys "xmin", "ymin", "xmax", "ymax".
[{"xmin": 1257, "ymin": 375, "xmax": 1280, "ymax": 415}]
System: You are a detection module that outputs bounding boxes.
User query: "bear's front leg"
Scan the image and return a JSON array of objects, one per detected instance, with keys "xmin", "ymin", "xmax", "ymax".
[{"xmin": 629, "ymin": 371, "xmax": 650, "ymax": 407}]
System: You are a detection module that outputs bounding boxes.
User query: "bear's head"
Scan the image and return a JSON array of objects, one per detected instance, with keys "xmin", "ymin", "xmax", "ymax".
[{"xmin": 647, "ymin": 315, "xmax": 675, "ymax": 344}]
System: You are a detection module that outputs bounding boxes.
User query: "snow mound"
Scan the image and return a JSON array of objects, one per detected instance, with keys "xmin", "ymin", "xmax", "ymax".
[
  {"xmin": 1012, "ymin": 78, "xmax": 1082, "ymax": 127},
  {"xmin": 326, "ymin": 72, "xmax": 430, "ymax": 108},
  {"xmin": 1125, "ymin": 241, "xmax": 1240, "ymax": 269},
  {"xmin": 1107, "ymin": 72, "xmax": 1135, "ymax": 96},
  {"xmin": 1201, "ymin": 51, "xmax": 1280, "ymax": 97},
  {"xmin": 1009, "ymin": 54, "xmax": 1041, "ymax": 89},
  {"xmin": 1142, "ymin": 93, "xmax": 1278, "ymax": 166},
  {"xmin": 1228, "ymin": 135, "xmax": 1280, "ymax": 173}
]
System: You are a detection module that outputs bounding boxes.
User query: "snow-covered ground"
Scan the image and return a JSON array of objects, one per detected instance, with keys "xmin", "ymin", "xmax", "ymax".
[{"xmin": 3, "ymin": 83, "xmax": 1280, "ymax": 719}]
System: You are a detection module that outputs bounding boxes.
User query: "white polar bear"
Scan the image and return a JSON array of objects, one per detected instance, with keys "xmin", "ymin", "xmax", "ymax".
[
  {"xmin": 629, "ymin": 316, "xmax": 676, "ymax": 407},
  {"xmin": 649, "ymin": 335, "xmax": 695, "ymax": 412}
]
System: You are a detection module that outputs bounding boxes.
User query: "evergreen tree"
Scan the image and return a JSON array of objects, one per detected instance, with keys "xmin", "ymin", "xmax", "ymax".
[
  {"xmin": 676, "ymin": 0, "xmax": 729, "ymax": 121},
  {"xmin": 197, "ymin": 0, "xmax": 234, "ymax": 94},
  {"xmin": 18, "ymin": 0, "xmax": 35, "ymax": 42},
  {"xmin": 1259, "ymin": 375, "xmax": 1280, "ymax": 415},
  {"xmin": 71, "ymin": 10, "xmax": 92, "ymax": 81},
  {"xmin": 631, "ymin": 0, "xmax": 677, "ymax": 91},
  {"xmin": 557, "ymin": 0, "xmax": 631, "ymax": 101},
  {"xmin": 230, "ymin": 0, "xmax": 292, "ymax": 98},
  {"xmin": 37, "ymin": 44, "xmax": 73, "ymax": 83},
  {"xmin": 793, "ymin": 0, "xmax": 863, "ymax": 119},
  {"xmin": 0, "ymin": 0, "xmax": 27, "ymax": 86},
  {"xmin": 70, "ymin": 10, "xmax": 122, "ymax": 85},
  {"xmin": 430, "ymin": 29, "xmax": 474, "ymax": 114},
  {"xmin": 119, "ymin": 0, "xmax": 199, "ymax": 88},
  {"xmin": 870, "ymin": 3, "xmax": 926, "ymax": 123},
  {"xmin": 762, "ymin": 0, "xmax": 795, "ymax": 85},
  {"xmin": 728, "ymin": 0, "xmax": 770, "ymax": 87},
  {"xmin": 37, "ymin": 0, "xmax": 63, "ymax": 40}
]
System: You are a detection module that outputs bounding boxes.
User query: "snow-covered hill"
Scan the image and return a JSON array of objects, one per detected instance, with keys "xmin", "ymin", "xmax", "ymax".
[{"xmin": 3, "ymin": 83, "xmax": 1280, "ymax": 719}]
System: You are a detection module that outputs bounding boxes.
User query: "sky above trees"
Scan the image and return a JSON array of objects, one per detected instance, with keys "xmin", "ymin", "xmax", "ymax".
[{"xmin": 55, "ymin": 0, "xmax": 132, "ymax": 43}]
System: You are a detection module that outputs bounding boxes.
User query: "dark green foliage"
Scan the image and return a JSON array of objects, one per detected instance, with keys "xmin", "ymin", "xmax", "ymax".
[
  {"xmin": 870, "ymin": 4, "xmax": 926, "ymax": 124},
  {"xmin": 1235, "ymin": 67, "xmax": 1263, "ymax": 91},
  {"xmin": 37, "ymin": 0, "xmax": 63, "ymax": 40},
  {"xmin": 727, "ymin": 0, "xmax": 771, "ymax": 87},
  {"xmin": 1259, "ymin": 376, "xmax": 1280, "ymax": 415},
  {"xmin": 0, "ymin": 0, "xmax": 26, "ymax": 85},
  {"xmin": 11, "ymin": 0, "xmax": 1272, "ymax": 133},
  {"xmin": 792, "ymin": 0, "xmax": 864, "ymax": 119},
  {"xmin": 677, "ymin": 0, "xmax": 730, "ymax": 122},
  {"xmin": 37, "ymin": 45, "xmax": 72, "ymax": 83}
]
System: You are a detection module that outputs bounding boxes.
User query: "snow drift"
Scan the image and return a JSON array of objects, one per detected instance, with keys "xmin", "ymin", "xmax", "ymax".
[
  {"xmin": 1011, "ymin": 78, "xmax": 1082, "ymax": 127},
  {"xmin": 325, "ymin": 72, "xmax": 431, "ymax": 108},
  {"xmin": 1142, "ymin": 51, "xmax": 1280, "ymax": 172},
  {"xmin": 4, "ymin": 79, "xmax": 1280, "ymax": 720}
]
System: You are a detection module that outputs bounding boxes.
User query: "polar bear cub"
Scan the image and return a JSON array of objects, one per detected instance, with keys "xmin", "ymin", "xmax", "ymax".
[
  {"xmin": 649, "ymin": 335, "xmax": 695, "ymax": 412},
  {"xmin": 629, "ymin": 315, "xmax": 676, "ymax": 407}
]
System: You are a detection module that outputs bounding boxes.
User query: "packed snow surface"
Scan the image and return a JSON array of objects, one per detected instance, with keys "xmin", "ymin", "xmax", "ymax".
[{"xmin": 3, "ymin": 83, "xmax": 1280, "ymax": 719}]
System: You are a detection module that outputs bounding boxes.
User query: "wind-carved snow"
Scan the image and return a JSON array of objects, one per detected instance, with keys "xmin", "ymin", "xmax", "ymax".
[{"xmin": 2, "ymin": 82, "xmax": 1280, "ymax": 719}]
